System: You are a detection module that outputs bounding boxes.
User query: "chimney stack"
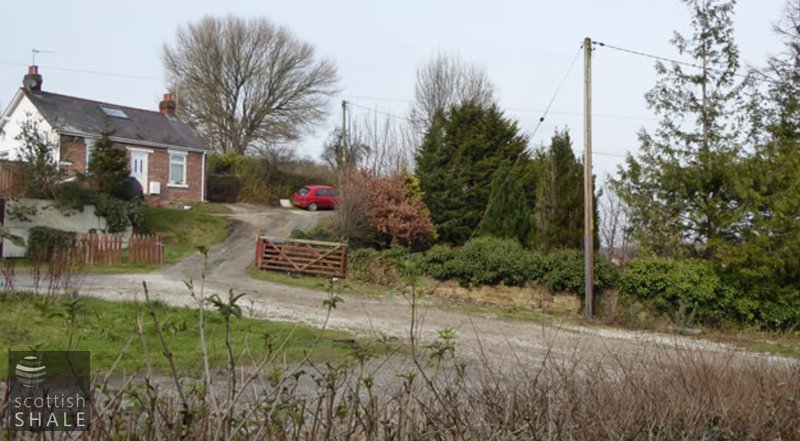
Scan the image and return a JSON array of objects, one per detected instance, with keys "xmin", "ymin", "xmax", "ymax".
[
  {"xmin": 159, "ymin": 93, "xmax": 176, "ymax": 116},
  {"xmin": 23, "ymin": 66, "xmax": 43, "ymax": 91}
]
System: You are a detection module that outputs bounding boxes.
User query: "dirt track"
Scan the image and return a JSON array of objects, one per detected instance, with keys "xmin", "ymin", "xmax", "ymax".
[{"xmin": 34, "ymin": 205, "xmax": 797, "ymax": 368}]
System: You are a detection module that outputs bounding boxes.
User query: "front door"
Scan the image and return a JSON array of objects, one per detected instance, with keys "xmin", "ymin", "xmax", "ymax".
[{"xmin": 130, "ymin": 151, "xmax": 149, "ymax": 192}]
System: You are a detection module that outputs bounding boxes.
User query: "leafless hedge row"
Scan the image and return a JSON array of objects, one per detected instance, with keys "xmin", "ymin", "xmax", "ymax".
[{"xmin": 1, "ymin": 270, "xmax": 798, "ymax": 439}]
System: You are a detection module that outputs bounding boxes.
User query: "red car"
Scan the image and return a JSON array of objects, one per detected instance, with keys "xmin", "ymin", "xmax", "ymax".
[{"xmin": 292, "ymin": 185, "xmax": 339, "ymax": 211}]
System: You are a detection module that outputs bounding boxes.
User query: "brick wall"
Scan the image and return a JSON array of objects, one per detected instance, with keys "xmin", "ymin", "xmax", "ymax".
[
  {"xmin": 59, "ymin": 135, "xmax": 88, "ymax": 175},
  {"xmin": 57, "ymin": 135, "xmax": 205, "ymax": 202},
  {"xmin": 144, "ymin": 148, "xmax": 203, "ymax": 202}
]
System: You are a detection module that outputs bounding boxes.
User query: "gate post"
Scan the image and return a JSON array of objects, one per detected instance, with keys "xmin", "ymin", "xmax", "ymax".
[{"xmin": 255, "ymin": 236, "xmax": 264, "ymax": 269}]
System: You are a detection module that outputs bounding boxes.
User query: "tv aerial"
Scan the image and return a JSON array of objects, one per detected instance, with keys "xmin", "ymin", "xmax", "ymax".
[{"xmin": 32, "ymin": 48, "xmax": 55, "ymax": 65}]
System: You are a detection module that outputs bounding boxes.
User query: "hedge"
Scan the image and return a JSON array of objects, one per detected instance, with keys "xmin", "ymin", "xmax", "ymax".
[
  {"xmin": 619, "ymin": 257, "xmax": 731, "ymax": 325},
  {"xmin": 418, "ymin": 237, "xmax": 617, "ymax": 293},
  {"xmin": 27, "ymin": 226, "xmax": 77, "ymax": 262},
  {"xmin": 207, "ymin": 174, "xmax": 242, "ymax": 203}
]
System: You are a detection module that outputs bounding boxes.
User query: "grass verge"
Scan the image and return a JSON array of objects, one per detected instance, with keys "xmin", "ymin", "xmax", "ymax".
[
  {"xmin": 0, "ymin": 291, "xmax": 389, "ymax": 377},
  {"xmin": 140, "ymin": 204, "xmax": 232, "ymax": 265}
]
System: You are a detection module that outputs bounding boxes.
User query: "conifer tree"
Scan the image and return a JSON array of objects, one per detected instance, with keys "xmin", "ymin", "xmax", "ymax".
[
  {"xmin": 415, "ymin": 102, "xmax": 528, "ymax": 246},
  {"xmin": 88, "ymin": 132, "xmax": 130, "ymax": 199},
  {"xmin": 612, "ymin": 0, "xmax": 749, "ymax": 258},
  {"xmin": 532, "ymin": 130, "xmax": 595, "ymax": 252},
  {"xmin": 478, "ymin": 161, "xmax": 532, "ymax": 244}
]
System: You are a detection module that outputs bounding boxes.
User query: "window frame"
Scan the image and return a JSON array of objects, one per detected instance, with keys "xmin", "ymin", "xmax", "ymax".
[
  {"xmin": 167, "ymin": 150, "xmax": 188, "ymax": 188},
  {"xmin": 85, "ymin": 137, "xmax": 95, "ymax": 172}
]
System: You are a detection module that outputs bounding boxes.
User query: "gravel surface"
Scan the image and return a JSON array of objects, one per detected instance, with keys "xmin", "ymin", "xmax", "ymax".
[{"xmin": 14, "ymin": 204, "xmax": 797, "ymax": 369}]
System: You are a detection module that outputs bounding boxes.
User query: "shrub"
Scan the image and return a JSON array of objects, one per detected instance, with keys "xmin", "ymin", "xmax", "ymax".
[
  {"xmin": 523, "ymin": 251, "xmax": 548, "ymax": 282},
  {"xmin": 27, "ymin": 226, "xmax": 76, "ymax": 262},
  {"xmin": 543, "ymin": 249, "xmax": 618, "ymax": 296},
  {"xmin": 207, "ymin": 153, "xmax": 333, "ymax": 204},
  {"xmin": 444, "ymin": 237, "xmax": 531, "ymax": 287},
  {"xmin": 327, "ymin": 174, "xmax": 375, "ymax": 249},
  {"xmin": 54, "ymin": 180, "xmax": 95, "ymax": 212},
  {"xmin": 721, "ymin": 274, "xmax": 800, "ymax": 329},
  {"xmin": 359, "ymin": 173, "xmax": 436, "ymax": 250},
  {"xmin": 420, "ymin": 244, "xmax": 457, "ymax": 280},
  {"xmin": 348, "ymin": 247, "xmax": 415, "ymax": 285},
  {"xmin": 15, "ymin": 117, "xmax": 60, "ymax": 199},
  {"xmin": 421, "ymin": 239, "xmax": 548, "ymax": 288},
  {"xmin": 619, "ymin": 258, "xmax": 726, "ymax": 323},
  {"xmin": 289, "ymin": 225, "xmax": 341, "ymax": 243},
  {"xmin": 94, "ymin": 194, "xmax": 143, "ymax": 233},
  {"xmin": 88, "ymin": 132, "xmax": 130, "ymax": 198},
  {"xmin": 207, "ymin": 174, "xmax": 242, "ymax": 202}
]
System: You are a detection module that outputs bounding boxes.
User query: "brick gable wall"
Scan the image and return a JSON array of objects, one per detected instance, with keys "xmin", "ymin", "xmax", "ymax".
[{"xmin": 59, "ymin": 135, "xmax": 87, "ymax": 176}]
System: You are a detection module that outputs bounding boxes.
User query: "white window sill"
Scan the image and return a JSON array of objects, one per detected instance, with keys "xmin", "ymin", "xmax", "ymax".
[{"xmin": 167, "ymin": 183, "xmax": 189, "ymax": 189}]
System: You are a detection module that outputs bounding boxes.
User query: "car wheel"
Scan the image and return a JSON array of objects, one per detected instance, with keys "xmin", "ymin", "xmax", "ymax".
[{"xmin": 308, "ymin": 203, "xmax": 318, "ymax": 211}]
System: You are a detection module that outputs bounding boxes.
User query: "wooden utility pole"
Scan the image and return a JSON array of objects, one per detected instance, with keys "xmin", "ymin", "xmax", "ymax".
[
  {"xmin": 341, "ymin": 100, "xmax": 348, "ymax": 171},
  {"xmin": 583, "ymin": 37, "xmax": 595, "ymax": 319}
]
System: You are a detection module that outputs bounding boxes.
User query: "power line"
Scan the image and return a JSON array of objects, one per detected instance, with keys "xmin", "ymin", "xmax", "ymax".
[
  {"xmin": 463, "ymin": 46, "xmax": 584, "ymax": 243},
  {"xmin": 0, "ymin": 60, "xmax": 161, "ymax": 82},
  {"xmin": 508, "ymin": 107, "xmax": 657, "ymax": 122},
  {"xmin": 576, "ymin": 149, "xmax": 629, "ymax": 158},
  {"xmin": 593, "ymin": 40, "xmax": 780, "ymax": 85},
  {"xmin": 526, "ymin": 46, "xmax": 583, "ymax": 140},
  {"xmin": 346, "ymin": 96, "xmax": 657, "ymax": 123},
  {"xmin": 346, "ymin": 101, "xmax": 412, "ymax": 123},
  {"xmin": 345, "ymin": 94, "xmax": 412, "ymax": 104}
]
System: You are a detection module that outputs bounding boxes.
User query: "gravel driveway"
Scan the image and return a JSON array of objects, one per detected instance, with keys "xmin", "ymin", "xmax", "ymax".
[{"xmin": 19, "ymin": 204, "xmax": 795, "ymax": 369}]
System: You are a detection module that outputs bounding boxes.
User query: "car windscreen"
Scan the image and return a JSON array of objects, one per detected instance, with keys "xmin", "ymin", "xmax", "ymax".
[{"xmin": 297, "ymin": 187, "xmax": 310, "ymax": 196}]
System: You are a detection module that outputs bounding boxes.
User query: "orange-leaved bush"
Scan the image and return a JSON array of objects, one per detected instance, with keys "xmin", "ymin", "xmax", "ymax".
[{"xmin": 361, "ymin": 172, "xmax": 435, "ymax": 250}]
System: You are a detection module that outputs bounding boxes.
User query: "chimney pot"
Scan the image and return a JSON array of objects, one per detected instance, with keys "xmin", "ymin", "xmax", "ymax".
[
  {"xmin": 159, "ymin": 93, "xmax": 176, "ymax": 116},
  {"xmin": 23, "ymin": 66, "xmax": 43, "ymax": 91}
]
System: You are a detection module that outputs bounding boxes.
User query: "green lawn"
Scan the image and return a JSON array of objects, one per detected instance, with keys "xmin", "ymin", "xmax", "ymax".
[
  {"xmin": 0, "ymin": 291, "xmax": 382, "ymax": 377},
  {"xmin": 188, "ymin": 202, "xmax": 234, "ymax": 215},
  {"xmin": 140, "ymin": 203, "xmax": 232, "ymax": 264}
]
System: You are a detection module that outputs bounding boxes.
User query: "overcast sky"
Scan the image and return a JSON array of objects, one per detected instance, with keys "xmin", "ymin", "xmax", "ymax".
[{"xmin": 0, "ymin": 0, "xmax": 789, "ymax": 182}]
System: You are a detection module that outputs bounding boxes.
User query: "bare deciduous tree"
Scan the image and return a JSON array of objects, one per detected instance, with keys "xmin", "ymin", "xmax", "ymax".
[
  {"xmin": 410, "ymin": 52, "xmax": 496, "ymax": 133},
  {"xmin": 600, "ymin": 181, "xmax": 634, "ymax": 264},
  {"xmin": 163, "ymin": 15, "xmax": 339, "ymax": 155},
  {"xmin": 322, "ymin": 111, "xmax": 413, "ymax": 175}
]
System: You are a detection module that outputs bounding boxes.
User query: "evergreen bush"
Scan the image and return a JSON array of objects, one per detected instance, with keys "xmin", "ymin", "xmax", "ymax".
[{"xmin": 27, "ymin": 226, "xmax": 77, "ymax": 262}]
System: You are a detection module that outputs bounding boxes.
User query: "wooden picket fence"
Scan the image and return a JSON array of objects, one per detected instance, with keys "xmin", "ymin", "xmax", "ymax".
[
  {"xmin": 65, "ymin": 233, "xmax": 164, "ymax": 265},
  {"xmin": 128, "ymin": 233, "xmax": 164, "ymax": 265},
  {"xmin": 255, "ymin": 236, "xmax": 347, "ymax": 278},
  {"xmin": 76, "ymin": 233, "xmax": 123, "ymax": 265}
]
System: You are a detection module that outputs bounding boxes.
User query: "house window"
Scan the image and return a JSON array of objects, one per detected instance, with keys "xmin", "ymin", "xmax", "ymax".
[
  {"xmin": 168, "ymin": 151, "xmax": 187, "ymax": 186},
  {"xmin": 85, "ymin": 138, "xmax": 95, "ymax": 171}
]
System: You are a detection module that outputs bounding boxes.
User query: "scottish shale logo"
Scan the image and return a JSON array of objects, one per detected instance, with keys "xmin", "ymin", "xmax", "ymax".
[
  {"xmin": 7, "ymin": 351, "xmax": 90, "ymax": 432},
  {"xmin": 15, "ymin": 355, "xmax": 46, "ymax": 388}
]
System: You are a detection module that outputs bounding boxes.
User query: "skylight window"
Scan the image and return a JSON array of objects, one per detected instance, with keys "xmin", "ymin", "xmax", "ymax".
[{"xmin": 101, "ymin": 106, "xmax": 128, "ymax": 119}]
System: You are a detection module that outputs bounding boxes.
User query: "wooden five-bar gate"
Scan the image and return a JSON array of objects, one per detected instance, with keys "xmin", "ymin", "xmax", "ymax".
[{"xmin": 255, "ymin": 236, "xmax": 347, "ymax": 278}]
